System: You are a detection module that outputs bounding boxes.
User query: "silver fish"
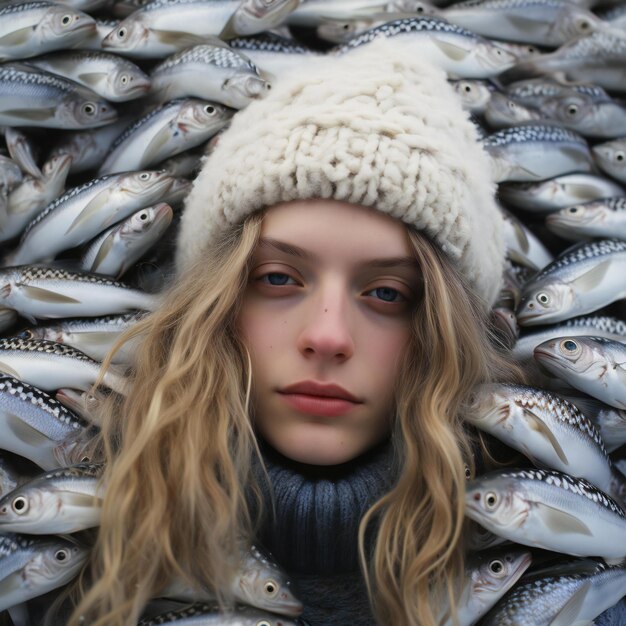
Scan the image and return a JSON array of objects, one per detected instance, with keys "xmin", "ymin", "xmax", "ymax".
[
  {"xmin": 499, "ymin": 173, "xmax": 625, "ymax": 213},
  {"xmin": 465, "ymin": 520, "xmax": 509, "ymax": 551},
  {"xmin": 0, "ymin": 1, "xmax": 96, "ymax": 62},
  {"xmin": 534, "ymin": 336, "xmax": 626, "ymax": 410},
  {"xmin": 22, "ymin": 311, "xmax": 145, "ymax": 364},
  {"xmin": 11, "ymin": 170, "xmax": 174, "ymax": 265},
  {"xmin": 592, "ymin": 137, "xmax": 626, "ymax": 184},
  {"xmin": 228, "ymin": 33, "xmax": 319, "ymax": 80},
  {"xmin": 99, "ymin": 99, "xmax": 232, "ymax": 175},
  {"xmin": 27, "ymin": 50, "xmax": 151, "ymax": 102},
  {"xmin": 56, "ymin": 388, "xmax": 103, "ymax": 426},
  {"xmin": 443, "ymin": 0, "xmax": 605, "ymax": 48},
  {"xmin": 439, "ymin": 549, "xmax": 532, "ymax": 626},
  {"xmin": 0, "ymin": 337, "xmax": 126, "ymax": 393},
  {"xmin": 220, "ymin": 0, "xmax": 300, "ymax": 39},
  {"xmin": 0, "ymin": 462, "xmax": 104, "ymax": 534},
  {"xmin": 0, "ymin": 451, "xmax": 40, "ymax": 497},
  {"xmin": 512, "ymin": 315, "xmax": 626, "ymax": 386},
  {"xmin": 80, "ymin": 203, "xmax": 173, "ymax": 277},
  {"xmin": 155, "ymin": 150, "xmax": 202, "ymax": 178},
  {"xmin": 101, "ymin": 0, "xmax": 241, "ymax": 59},
  {"xmin": 487, "ymin": 39, "xmax": 545, "ymax": 60},
  {"xmin": 504, "ymin": 77, "xmax": 611, "ymax": 108},
  {"xmin": 482, "ymin": 561, "xmax": 626, "ymax": 626},
  {"xmin": 491, "ymin": 306, "xmax": 519, "ymax": 349},
  {"xmin": 335, "ymin": 17, "xmax": 517, "ymax": 79},
  {"xmin": 137, "ymin": 602, "xmax": 300, "ymax": 626},
  {"xmin": 315, "ymin": 11, "xmax": 442, "ymax": 44},
  {"xmin": 546, "ymin": 197, "xmax": 626, "ymax": 241},
  {"xmin": 465, "ymin": 468, "xmax": 626, "ymax": 559},
  {"xmin": 484, "ymin": 91, "xmax": 544, "ymax": 128},
  {"xmin": 0, "ymin": 374, "xmax": 94, "ymax": 470},
  {"xmin": 162, "ymin": 545, "xmax": 303, "ymax": 617},
  {"xmin": 502, "ymin": 208, "xmax": 553, "ymax": 270},
  {"xmin": 467, "ymin": 383, "xmax": 625, "ymax": 503},
  {"xmin": 287, "ymin": 0, "xmax": 448, "ymax": 27},
  {"xmin": 1, "ymin": 154, "xmax": 72, "ymax": 244},
  {"xmin": 49, "ymin": 118, "xmax": 130, "ymax": 175},
  {"xmin": 517, "ymin": 239, "xmax": 626, "ymax": 325},
  {"xmin": 482, "ymin": 125, "xmax": 594, "ymax": 183},
  {"xmin": 0, "ymin": 533, "xmax": 89, "ymax": 611},
  {"xmin": 0, "ymin": 266, "xmax": 158, "ymax": 323},
  {"xmin": 149, "ymin": 44, "xmax": 270, "ymax": 109},
  {"xmin": 451, "ymin": 78, "xmax": 496, "ymax": 114},
  {"xmin": 0, "ymin": 64, "xmax": 117, "ymax": 130},
  {"xmin": 503, "ymin": 31, "xmax": 626, "ymax": 93},
  {"xmin": 4, "ymin": 128, "xmax": 41, "ymax": 179}
]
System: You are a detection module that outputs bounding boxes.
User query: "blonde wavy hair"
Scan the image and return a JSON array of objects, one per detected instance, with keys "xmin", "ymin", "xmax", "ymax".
[{"xmin": 62, "ymin": 208, "xmax": 518, "ymax": 626}]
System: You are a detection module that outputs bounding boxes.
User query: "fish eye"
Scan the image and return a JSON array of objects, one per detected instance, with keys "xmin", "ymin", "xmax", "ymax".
[
  {"xmin": 256, "ymin": 621, "xmax": 271, "ymax": 626},
  {"xmin": 264, "ymin": 579, "xmax": 278, "ymax": 596},
  {"xmin": 489, "ymin": 559, "xmax": 505, "ymax": 575},
  {"xmin": 17, "ymin": 330, "xmax": 34, "ymax": 339},
  {"xmin": 560, "ymin": 339, "xmax": 579, "ymax": 353},
  {"xmin": 12, "ymin": 496, "xmax": 28, "ymax": 514},
  {"xmin": 464, "ymin": 465, "xmax": 471, "ymax": 479},
  {"xmin": 204, "ymin": 105, "xmax": 216, "ymax": 115},
  {"xmin": 120, "ymin": 74, "xmax": 129, "ymax": 84},
  {"xmin": 464, "ymin": 84, "xmax": 472, "ymax": 93},
  {"xmin": 139, "ymin": 172, "xmax": 151, "ymax": 180},
  {"xmin": 527, "ymin": 46, "xmax": 536, "ymax": 53},
  {"xmin": 568, "ymin": 206, "xmax": 579, "ymax": 213},
  {"xmin": 82, "ymin": 103, "xmax": 96, "ymax": 116},
  {"xmin": 485, "ymin": 491, "xmax": 498, "ymax": 509},
  {"xmin": 61, "ymin": 14, "xmax": 73, "ymax": 25},
  {"xmin": 566, "ymin": 104, "xmax": 578, "ymax": 116},
  {"xmin": 579, "ymin": 20, "xmax": 590, "ymax": 30},
  {"xmin": 417, "ymin": 5, "xmax": 424, "ymax": 12},
  {"xmin": 615, "ymin": 151, "xmax": 625, "ymax": 162},
  {"xmin": 54, "ymin": 548, "xmax": 70, "ymax": 562},
  {"xmin": 536, "ymin": 292, "xmax": 550, "ymax": 305},
  {"xmin": 117, "ymin": 27, "xmax": 127, "ymax": 39},
  {"xmin": 139, "ymin": 211, "xmax": 149, "ymax": 220}
]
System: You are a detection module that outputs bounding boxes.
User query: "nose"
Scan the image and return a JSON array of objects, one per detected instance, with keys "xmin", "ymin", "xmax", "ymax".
[{"xmin": 296, "ymin": 279, "xmax": 355, "ymax": 362}]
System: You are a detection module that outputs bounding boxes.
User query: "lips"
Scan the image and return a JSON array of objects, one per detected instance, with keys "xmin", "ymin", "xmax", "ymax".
[{"xmin": 278, "ymin": 380, "xmax": 361, "ymax": 403}]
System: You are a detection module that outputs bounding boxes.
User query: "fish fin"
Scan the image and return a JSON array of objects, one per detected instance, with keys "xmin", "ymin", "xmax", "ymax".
[
  {"xmin": 219, "ymin": 14, "xmax": 239, "ymax": 40},
  {"xmin": 521, "ymin": 407, "xmax": 569, "ymax": 465},
  {"xmin": 77, "ymin": 331, "xmax": 117, "ymax": 346},
  {"xmin": 506, "ymin": 14, "xmax": 549, "ymax": 28},
  {"xmin": 512, "ymin": 220, "xmax": 530, "ymax": 253},
  {"xmin": 89, "ymin": 231, "xmax": 117, "ymax": 273},
  {"xmin": 568, "ymin": 183, "xmax": 604, "ymax": 203},
  {"xmin": 5, "ymin": 411, "xmax": 51, "ymax": 448},
  {"xmin": 0, "ymin": 108, "xmax": 56, "ymax": 121},
  {"xmin": 153, "ymin": 29, "xmax": 212, "ymax": 46},
  {"xmin": 568, "ymin": 260, "xmax": 611, "ymax": 293},
  {"xmin": 603, "ymin": 556, "xmax": 626, "ymax": 566},
  {"xmin": 16, "ymin": 284, "xmax": 80, "ymax": 304},
  {"xmin": 59, "ymin": 490, "xmax": 103, "ymax": 509},
  {"xmin": 431, "ymin": 37, "xmax": 471, "ymax": 61},
  {"xmin": 0, "ymin": 572, "xmax": 25, "ymax": 600},
  {"xmin": 534, "ymin": 501, "xmax": 594, "ymax": 535},
  {"xmin": 77, "ymin": 72, "xmax": 108, "ymax": 87},
  {"xmin": 507, "ymin": 249, "xmax": 539, "ymax": 271},
  {"xmin": 0, "ymin": 361, "xmax": 20, "ymax": 379},
  {"xmin": 548, "ymin": 580, "xmax": 591, "ymax": 626},
  {"xmin": 144, "ymin": 126, "xmax": 174, "ymax": 163},
  {"xmin": 0, "ymin": 26, "xmax": 34, "ymax": 46},
  {"xmin": 65, "ymin": 189, "xmax": 110, "ymax": 235},
  {"xmin": 7, "ymin": 603, "xmax": 30, "ymax": 626}
]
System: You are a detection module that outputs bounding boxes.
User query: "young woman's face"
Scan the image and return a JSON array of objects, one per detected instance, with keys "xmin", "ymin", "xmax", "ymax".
[{"xmin": 237, "ymin": 199, "xmax": 420, "ymax": 465}]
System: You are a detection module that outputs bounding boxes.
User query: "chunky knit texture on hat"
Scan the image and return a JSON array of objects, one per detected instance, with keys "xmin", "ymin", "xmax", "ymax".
[{"xmin": 176, "ymin": 37, "xmax": 505, "ymax": 306}]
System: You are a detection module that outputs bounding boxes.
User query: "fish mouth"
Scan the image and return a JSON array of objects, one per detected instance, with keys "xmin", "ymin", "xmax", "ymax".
[{"xmin": 269, "ymin": 599, "xmax": 305, "ymax": 618}]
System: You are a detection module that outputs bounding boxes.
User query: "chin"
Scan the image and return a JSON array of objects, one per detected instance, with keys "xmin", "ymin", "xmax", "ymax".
[{"xmin": 272, "ymin": 436, "xmax": 363, "ymax": 466}]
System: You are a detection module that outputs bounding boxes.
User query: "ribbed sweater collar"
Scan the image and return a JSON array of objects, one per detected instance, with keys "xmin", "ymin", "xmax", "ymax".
[{"xmin": 250, "ymin": 437, "xmax": 398, "ymax": 576}]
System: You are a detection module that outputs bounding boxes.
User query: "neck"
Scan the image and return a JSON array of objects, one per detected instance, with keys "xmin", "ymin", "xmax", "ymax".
[{"xmin": 248, "ymin": 437, "xmax": 398, "ymax": 575}]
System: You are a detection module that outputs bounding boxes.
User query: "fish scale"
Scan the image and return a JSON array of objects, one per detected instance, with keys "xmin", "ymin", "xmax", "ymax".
[
  {"xmin": 0, "ymin": 375, "xmax": 86, "ymax": 432},
  {"xmin": 337, "ymin": 16, "xmax": 478, "ymax": 51},
  {"xmin": 501, "ymin": 468, "xmax": 626, "ymax": 517},
  {"xmin": 483, "ymin": 125, "xmax": 587, "ymax": 148},
  {"xmin": 0, "ymin": 66, "xmax": 80, "ymax": 95},
  {"xmin": 534, "ymin": 239, "xmax": 626, "ymax": 280},
  {"xmin": 451, "ymin": 0, "xmax": 575, "ymax": 10},
  {"xmin": 40, "ymin": 461, "xmax": 103, "ymax": 481},
  {"xmin": 9, "ymin": 266, "xmax": 136, "ymax": 289},
  {"xmin": 155, "ymin": 45, "xmax": 258, "ymax": 72},
  {"xmin": 137, "ymin": 0, "xmax": 233, "ymax": 13},
  {"xmin": 563, "ymin": 315, "xmax": 626, "ymax": 335},
  {"xmin": 0, "ymin": 1, "xmax": 55, "ymax": 15},
  {"xmin": 0, "ymin": 338, "xmax": 94, "ymax": 361},
  {"xmin": 19, "ymin": 175, "xmax": 112, "ymax": 239},
  {"xmin": 229, "ymin": 34, "xmax": 310, "ymax": 54},
  {"xmin": 507, "ymin": 81, "xmax": 610, "ymax": 103}
]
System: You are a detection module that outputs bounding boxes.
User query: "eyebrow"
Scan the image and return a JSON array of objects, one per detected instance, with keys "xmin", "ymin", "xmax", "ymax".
[{"xmin": 257, "ymin": 237, "xmax": 421, "ymax": 272}]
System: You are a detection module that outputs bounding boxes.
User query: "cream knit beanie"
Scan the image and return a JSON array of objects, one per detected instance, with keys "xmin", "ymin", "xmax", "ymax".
[{"xmin": 176, "ymin": 38, "xmax": 505, "ymax": 307}]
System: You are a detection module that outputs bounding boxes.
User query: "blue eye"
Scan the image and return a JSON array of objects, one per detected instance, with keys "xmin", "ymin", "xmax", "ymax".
[
  {"xmin": 368, "ymin": 286, "xmax": 403, "ymax": 303},
  {"xmin": 262, "ymin": 272, "xmax": 295, "ymax": 286}
]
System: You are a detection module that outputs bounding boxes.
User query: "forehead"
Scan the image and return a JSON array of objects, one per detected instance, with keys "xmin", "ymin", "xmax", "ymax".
[{"xmin": 254, "ymin": 199, "xmax": 415, "ymax": 261}]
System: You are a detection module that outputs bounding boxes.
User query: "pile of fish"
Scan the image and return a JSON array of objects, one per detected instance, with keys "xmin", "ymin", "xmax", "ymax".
[{"xmin": 0, "ymin": 0, "xmax": 626, "ymax": 623}]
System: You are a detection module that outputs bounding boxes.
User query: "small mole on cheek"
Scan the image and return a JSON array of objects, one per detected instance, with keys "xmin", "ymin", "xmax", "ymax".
[{"xmin": 324, "ymin": 308, "xmax": 328, "ymax": 313}]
